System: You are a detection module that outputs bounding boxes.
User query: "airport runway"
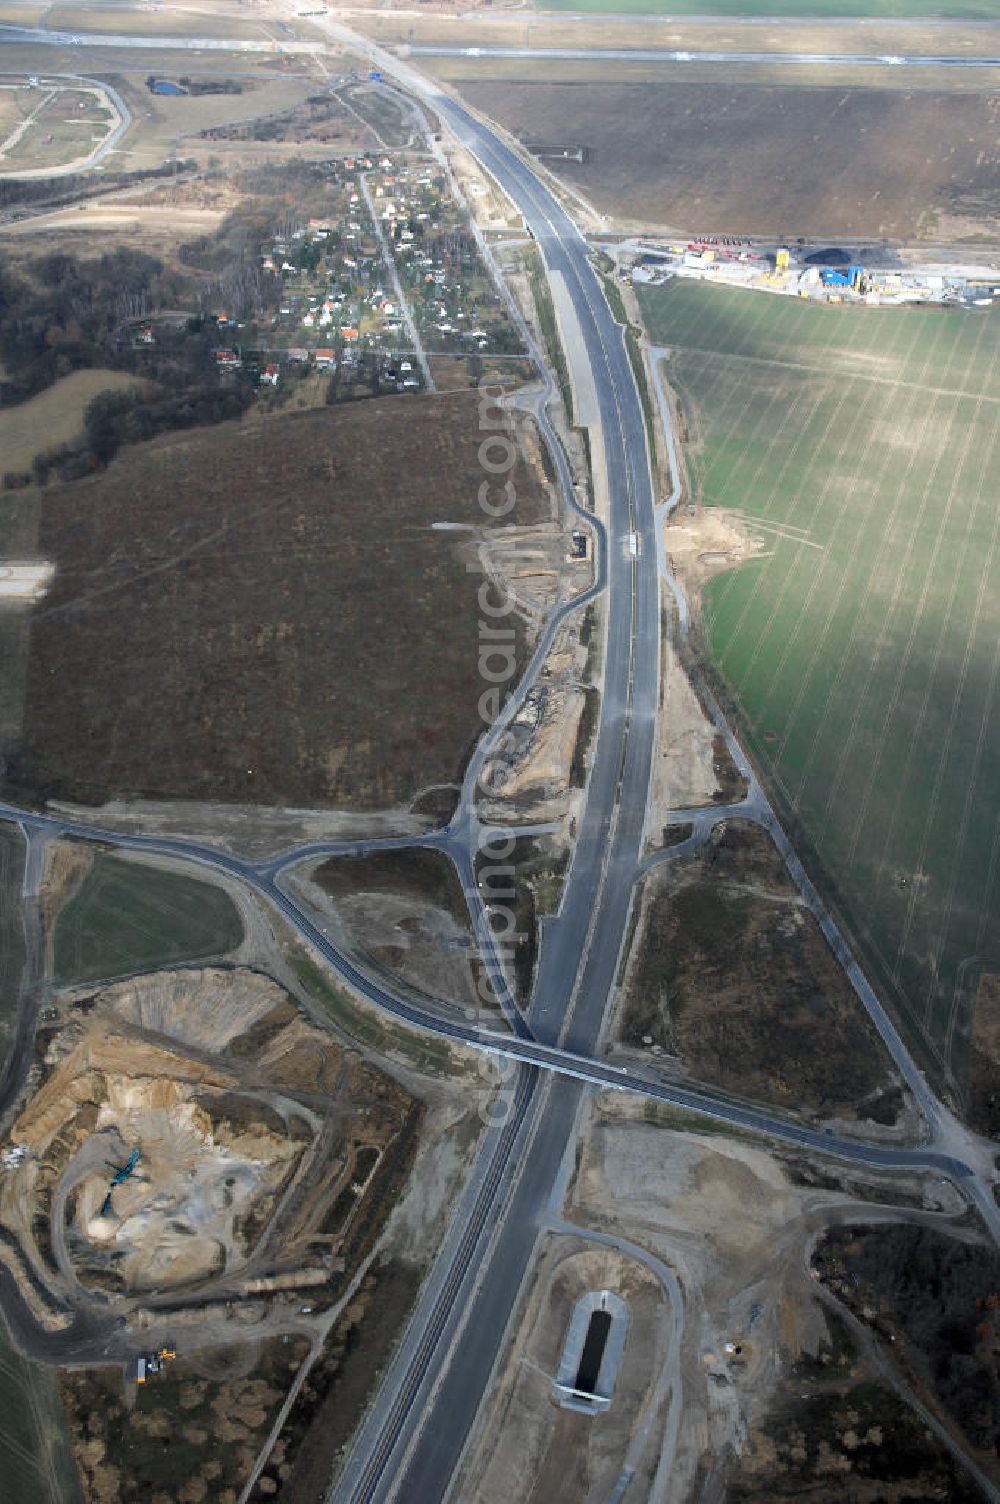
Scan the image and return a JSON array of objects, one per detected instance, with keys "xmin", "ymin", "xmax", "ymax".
[
  {"xmin": 411, "ymin": 42, "xmax": 1000, "ymax": 68},
  {"xmin": 4, "ymin": 24, "xmax": 1000, "ymax": 71}
]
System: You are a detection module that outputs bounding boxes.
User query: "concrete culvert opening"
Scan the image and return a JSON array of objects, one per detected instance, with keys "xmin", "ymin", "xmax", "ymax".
[
  {"xmin": 575, "ymin": 1309, "xmax": 612, "ymax": 1395},
  {"xmin": 554, "ymin": 1289, "xmax": 629, "ymax": 1413}
]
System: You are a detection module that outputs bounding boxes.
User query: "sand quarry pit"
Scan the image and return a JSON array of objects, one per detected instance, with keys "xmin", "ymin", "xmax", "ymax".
[
  {"xmin": 71, "ymin": 1078, "xmax": 302, "ymax": 1293},
  {"xmin": 9, "ymin": 1016, "xmax": 307, "ymax": 1297},
  {"xmin": 0, "ymin": 966, "xmax": 414, "ymax": 1312}
]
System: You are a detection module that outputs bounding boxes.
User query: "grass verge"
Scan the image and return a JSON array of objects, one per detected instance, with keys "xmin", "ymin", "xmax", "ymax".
[
  {"xmin": 53, "ymin": 851, "xmax": 243, "ymax": 985},
  {"xmin": 528, "ymin": 253, "xmax": 574, "ymax": 422},
  {"xmin": 288, "ymin": 949, "xmax": 458, "ymax": 1077}
]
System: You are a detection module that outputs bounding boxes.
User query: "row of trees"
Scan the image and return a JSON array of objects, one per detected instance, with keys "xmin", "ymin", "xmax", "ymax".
[
  {"xmin": 145, "ymin": 74, "xmax": 244, "ymax": 96},
  {"xmin": 0, "ymin": 158, "xmax": 189, "ymax": 212},
  {"xmin": 815, "ymin": 1223, "xmax": 1000, "ymax": 1456}
]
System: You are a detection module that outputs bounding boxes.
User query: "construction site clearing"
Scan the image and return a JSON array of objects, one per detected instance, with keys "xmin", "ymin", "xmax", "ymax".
[
  {"xmin": 478, "ymin": 596, "xmax": 597, "ymax": 830},
  {"xmin": 289, "ymin": 846, "xmax": 486, "ymax": 1019},
  {"xmin": 620, "ymin": 239, "xmax": 1000, "ymax": 310},
  {"xmin": 552, "ymin": 1092, "xmax": 978, "ymax": 1503},
  {"xmin": 0, "ymin": 965, "xmax": 416, "ymax": 1356},
  {"xmin": 455, "ymin": 1080, "xmax": 977, "ymax": 1504}
]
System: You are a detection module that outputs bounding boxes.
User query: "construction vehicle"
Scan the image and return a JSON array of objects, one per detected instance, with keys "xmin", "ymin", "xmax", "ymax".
[
  {"xmin": 136, "ymin": 1348, "xmax": 175, "ymax": 1384},
  {"xmin": 820, "ymin": 264, "xmax": 867, "ymax": 292},
  {"xmin": 100, "ymin": 1147, "xmax": 141, "ymax": 1216},
  {"xmin": 110, "ymin": 1148, "xmax": 141, "ymax": 1184}
]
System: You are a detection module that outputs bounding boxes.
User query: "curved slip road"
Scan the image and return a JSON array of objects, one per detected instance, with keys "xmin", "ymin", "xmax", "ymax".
[
  {"xmin": 0, "ymin": 73, "xmax": 131, "ymax": 179},
  {"xmin": 246, "ymin": 33, "xmax": 661, "ymax": 1493},
  {"xmin": 1, "ymin": 21, "xmax": 997, "ymax": 1456},
  {"xmin": 545, "ymin": 1218, "xmax": 684, "ymax": 1504},
  {"xmin": 0, "ymin": 809, "xmax": 977, "ymax": 1185}
]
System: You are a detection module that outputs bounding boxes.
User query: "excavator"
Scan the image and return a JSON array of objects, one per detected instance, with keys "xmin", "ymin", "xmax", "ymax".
[{"xmin": 100, "ymin": 1147, "xmax": 141, "ymax": 1217}]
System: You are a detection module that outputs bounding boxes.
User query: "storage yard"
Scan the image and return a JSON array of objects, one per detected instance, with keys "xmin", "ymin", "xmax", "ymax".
[{"xmin": 624, "ymin": 238, "xmax": 1000, "ymax": 309}]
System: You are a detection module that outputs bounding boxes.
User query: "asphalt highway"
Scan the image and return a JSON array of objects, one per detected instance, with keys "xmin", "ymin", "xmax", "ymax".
[
  {"xmin": 307, "ymin": 35, "xmax": 1000, "ymax": 1499},
  {"xmin": 488, "ymin": 10, "xmax": 1000, "ymax": 24},
  {"xmin": 294, "ymin": 33, "xmax": 996, "ymax": 1501},
  {"xmin": 0, "ymin": 31, "xmax": 661, "ymax": 1475}
]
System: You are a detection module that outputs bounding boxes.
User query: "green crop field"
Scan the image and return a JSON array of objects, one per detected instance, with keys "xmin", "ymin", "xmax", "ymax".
[
  {"xmin": 0, "ymin": 1315, "xmax": 80, "ymax": 1504},
  {"xmin": 639, "ymin": 279, "xmax": 1000, "ymax": 1098},
  {"xmin": 53, "ymin": 852, "xmax": 243, "ymax": 985},
  {"xmin": 0, "ymin": 821, "xmax": 25, "ymax": 1068},
  {"xmin": 539, "ymin": 0, "xmax": 1000, "ymax": 14}
]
